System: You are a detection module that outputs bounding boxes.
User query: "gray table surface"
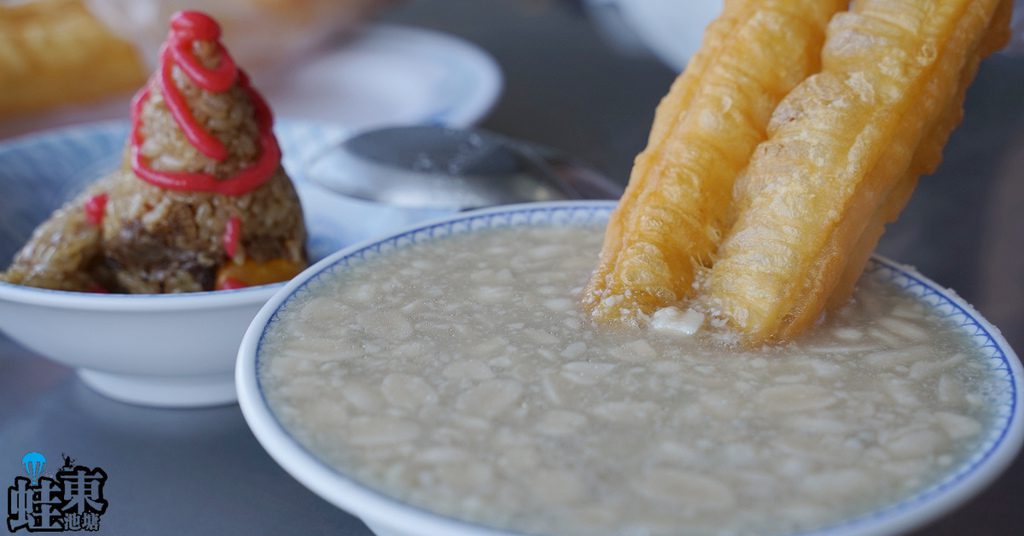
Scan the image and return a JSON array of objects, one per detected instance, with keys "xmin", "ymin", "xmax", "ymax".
[{"xmin": 2, "ymin": 1, "xmax": 1022, "ymax": 534}]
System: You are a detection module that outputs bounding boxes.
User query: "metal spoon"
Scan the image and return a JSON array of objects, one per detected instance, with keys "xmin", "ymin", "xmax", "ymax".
[{"xmin": 303, "ymin": 125, "xmax": 622, "ymax": 210}]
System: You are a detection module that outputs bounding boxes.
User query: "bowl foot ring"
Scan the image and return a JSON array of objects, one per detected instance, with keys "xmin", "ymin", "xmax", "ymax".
[{"xmin": 77, "ymin": 369, "xmax": 237, "ymax": 408}]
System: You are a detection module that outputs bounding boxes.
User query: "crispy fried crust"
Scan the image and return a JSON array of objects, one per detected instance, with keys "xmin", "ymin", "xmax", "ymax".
[
  {"xmin": 583, "ymin": 0, "xmax": 845, "ymax": 325},
  {"xmin": 704, "ymin": 0, "xmax": 1010, "ymax": 344},
  {"xmin": 827, "ymin": 0, "xmax": 1012, "ymax": 312}
]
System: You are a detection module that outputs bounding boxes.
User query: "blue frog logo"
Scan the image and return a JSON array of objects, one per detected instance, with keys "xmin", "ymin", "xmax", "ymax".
[{"xmin": 6, "ymin": 452, "xmax": 108, "ymax": 533}]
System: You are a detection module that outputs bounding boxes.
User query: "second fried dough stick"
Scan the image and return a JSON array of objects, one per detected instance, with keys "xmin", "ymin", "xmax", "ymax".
[
  {"xmin": 704, "ymin": 0, "xmax": 1009, "ymax": 344},
  {"xmin": 583, "ymin": 0, "xmax": 845, "ymax": 325},
  {"xmin": 827, "ymin": 0, "xmax": 1013, "ymax": 312}
]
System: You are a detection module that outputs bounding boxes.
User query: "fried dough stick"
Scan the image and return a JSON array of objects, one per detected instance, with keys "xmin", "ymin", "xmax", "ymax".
[
  {"xmin": 0, "ymin": 0, "xmax": 145, "ymax": 119},
  {"xmin": 827, "ymin": 0, "xmax": 1013, "ymax": 311},
  {"xmin": 704, "ymin": 0, "xmax": 1010, "ymax": 344},
  {"xmin": 583, "ymin": 0, "xmax": 845, "ymax": 325}
]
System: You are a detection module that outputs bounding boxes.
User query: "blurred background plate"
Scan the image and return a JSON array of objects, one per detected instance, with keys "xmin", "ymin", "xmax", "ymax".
[
  {"xmin": 615, "ymin": 0, "xmax": 718, "ymax": 71},
  {"xmin": 584, "ymin": 0, "xmax": 719, "ymax": 71},
  {"xmin": 257, "ymin": 24, "xmax": 504, "ymax": 130},
  {"xmin": 0, "ymin": 23, "xmax": 503, "ymax": 139}
]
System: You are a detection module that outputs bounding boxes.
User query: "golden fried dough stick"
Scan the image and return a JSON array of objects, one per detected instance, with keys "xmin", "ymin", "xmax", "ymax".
[
  {"xmin": 0, "ymin": 0, "xmax": 146, "ymax": 119},
  {"xmin": 583, "ymin": 0, "xmax": 845, "ymax": 325},
  {"xmin": 827, "ymin": 0, "xmax": 1012, "ymax": 311},
  {"xmin": 589, "ymin": 1, "xmax": 755, "ymax": 323},
  {"xmin": 704, "ymin": 0, "xmax": 1009, "ymax": 344},
  {"xmin": 644, "ymin": 0, "xmax": 755, "ymax": 146},
  {"xmin": 590, "ymin": 0, "xmax": 756, "ymax": 323}
]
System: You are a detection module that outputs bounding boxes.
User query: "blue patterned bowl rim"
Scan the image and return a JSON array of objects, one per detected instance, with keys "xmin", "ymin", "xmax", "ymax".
[{"xmin": 238, "ymin": 200, "xmax": 1024, "ymax": 536}]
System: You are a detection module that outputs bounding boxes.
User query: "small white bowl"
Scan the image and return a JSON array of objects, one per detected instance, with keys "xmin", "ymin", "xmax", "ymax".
[
  {"xmin": 0, "ymin": 120, "xmax": 377, "ymax": 407},
  {"xmin": 237, "ymin": 201, "xmax": 1024, "ymax": 536},
  {"xmin": 0, "ymin": 284, "xmax": 278, "ymax": 407}
]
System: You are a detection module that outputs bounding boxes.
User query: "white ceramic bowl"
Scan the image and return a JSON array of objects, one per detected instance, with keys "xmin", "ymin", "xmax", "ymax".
[
  {"xmin": 0, "ymin": 284, "xmax": 279, "ymax": 407},
  {"xmin": 0, "ymin": 120, "xmax": 382, "ymax": 407},
  {"xmin": 237, "ymin": 201, "xmax": 1024, "ymax": 536}
]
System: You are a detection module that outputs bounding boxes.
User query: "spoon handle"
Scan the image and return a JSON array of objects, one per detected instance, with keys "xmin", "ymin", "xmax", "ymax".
[{"xmin": 511, "ymin": 141, "xmax": 624, "ymax": 200}]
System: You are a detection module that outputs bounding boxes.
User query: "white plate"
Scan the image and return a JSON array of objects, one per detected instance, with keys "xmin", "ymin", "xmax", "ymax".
[
  {"xmin": 613, "ymin": 0, "xmax": 719, "ymax": 71},
  {"xmin": 257, "ymin": 24, "xmax": 503, "ymax": 130},
  {"xmin": 0, "ymin": 23, "xmax": 503, "ymax": 139}
]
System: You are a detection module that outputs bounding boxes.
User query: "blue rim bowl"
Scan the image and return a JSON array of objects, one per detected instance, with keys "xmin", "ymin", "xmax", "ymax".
[{"xmin": 237, "ymin": 200, "xmax": 1024, "ymax": 536}]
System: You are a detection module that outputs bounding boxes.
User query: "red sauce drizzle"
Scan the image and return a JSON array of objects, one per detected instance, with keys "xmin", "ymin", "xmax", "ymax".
[
  {"xmin": 223, "ymin": 215, "xmax": 242, "ymax": 258},
  {"xmin": 84, "ymin": 193, "xmax": 108, "ymax": 226},
  {"xmin": 130, "ymin": 11, "xmax": 280, "ymax": 196},
  {"xmin": 218, "ymin": 277, "xmax": 248, "ymax": 290}
]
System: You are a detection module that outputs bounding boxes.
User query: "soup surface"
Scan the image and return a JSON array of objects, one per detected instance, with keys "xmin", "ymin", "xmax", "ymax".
[{"xmin": 260, "ymin": 223, "xmax": 1000, "ymax": 536}]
